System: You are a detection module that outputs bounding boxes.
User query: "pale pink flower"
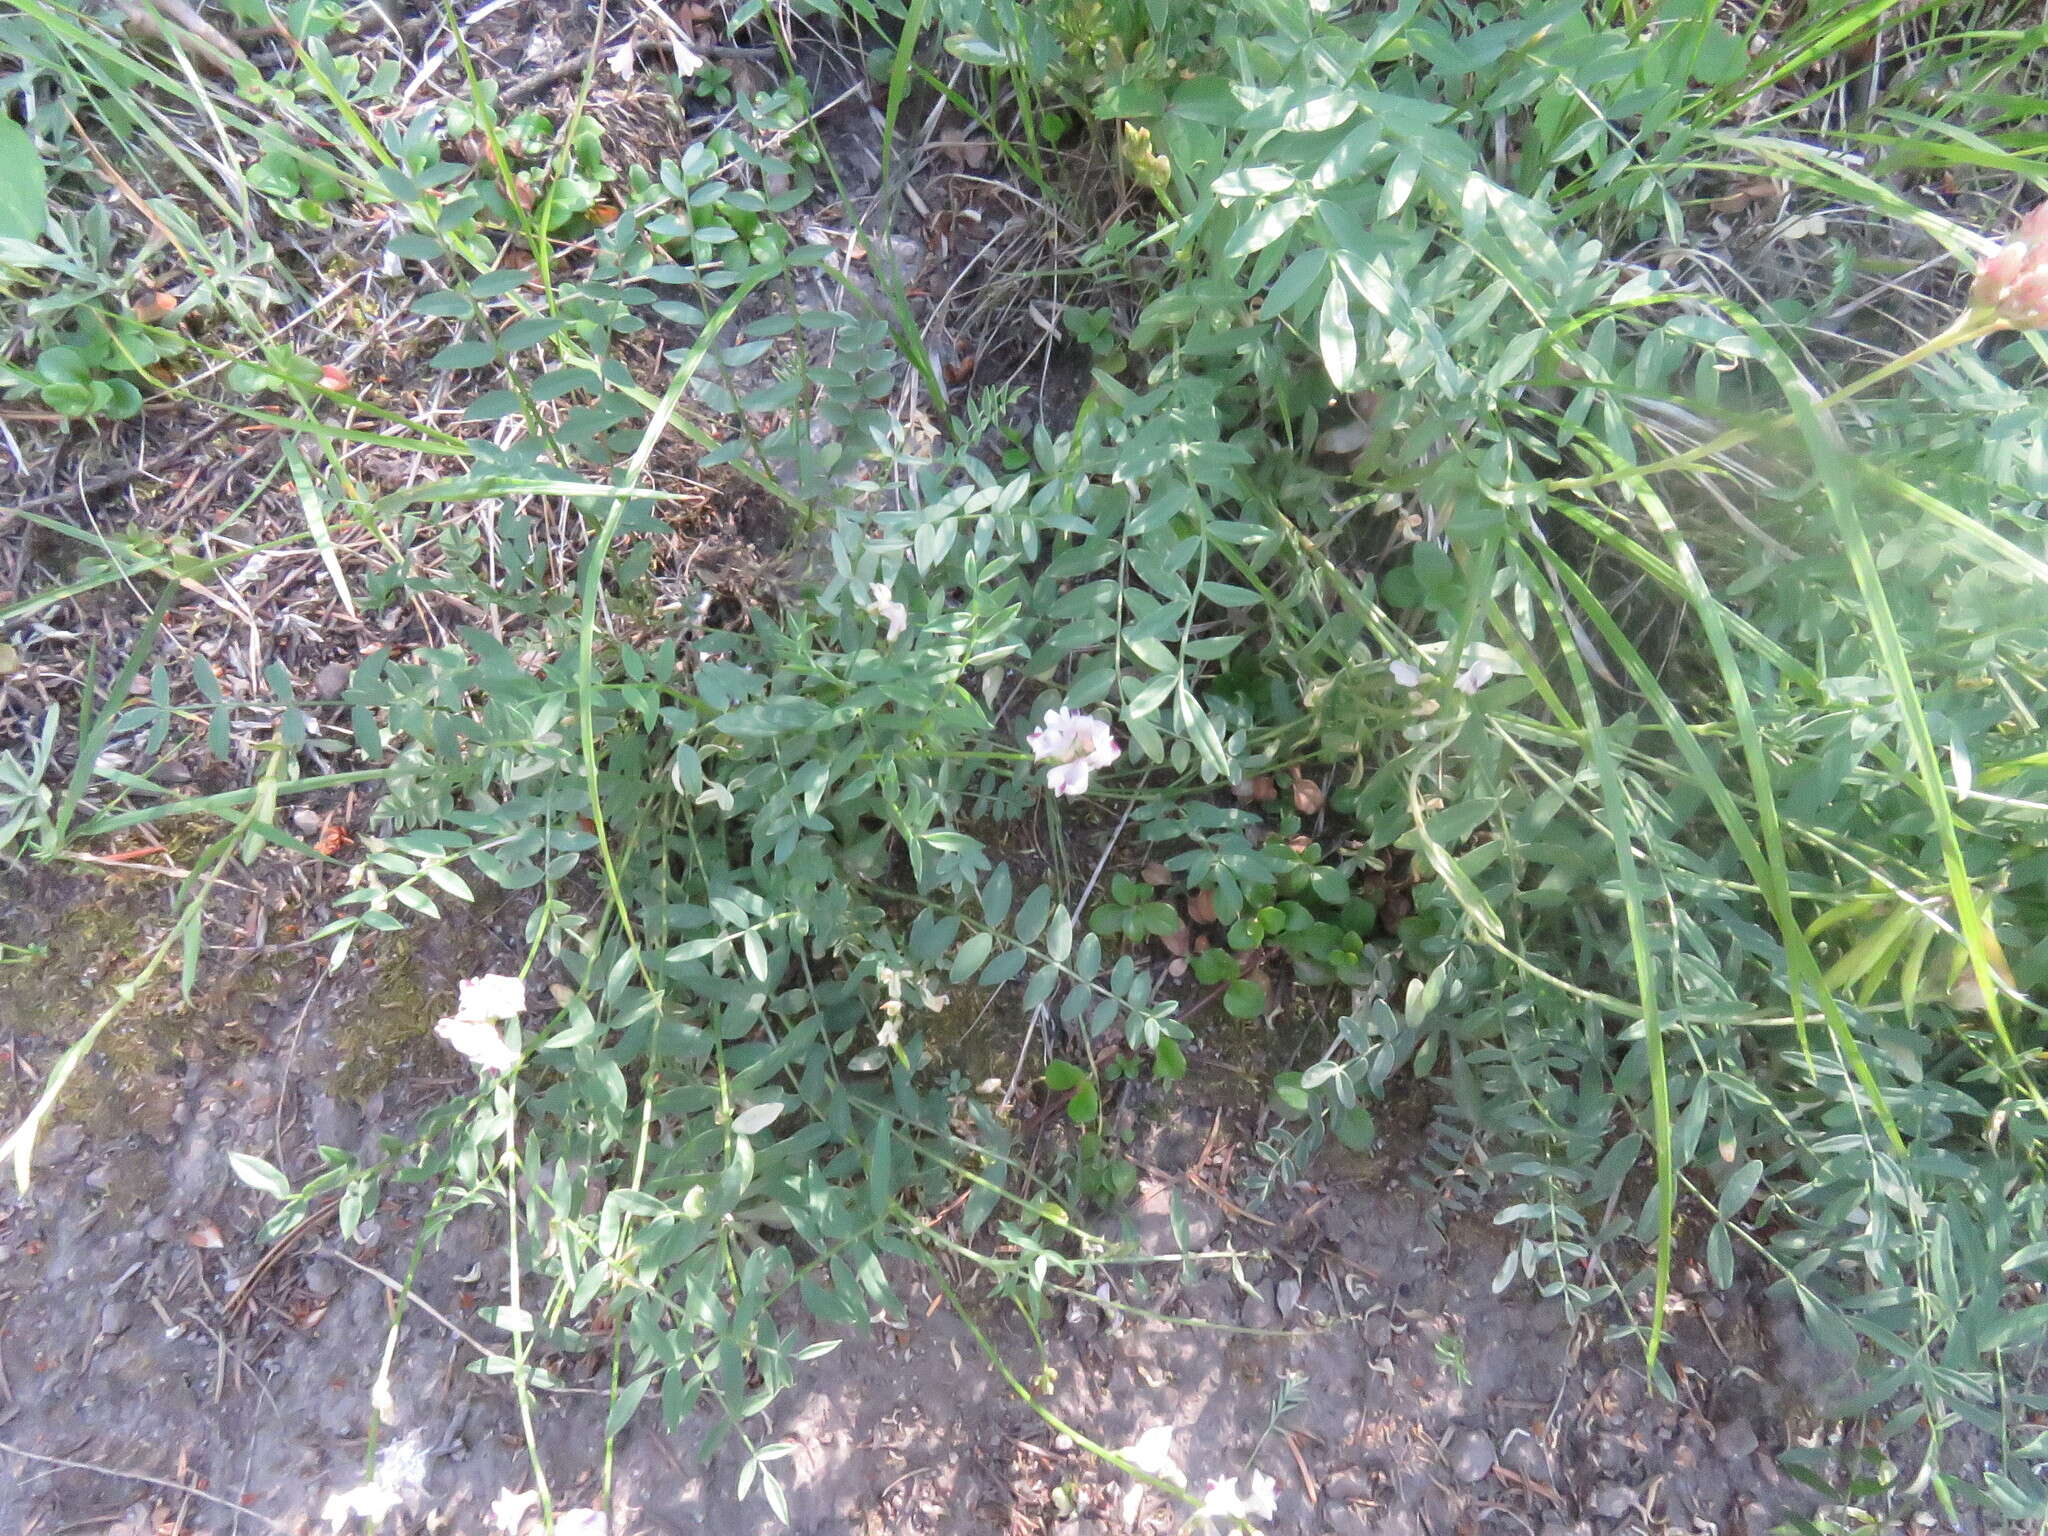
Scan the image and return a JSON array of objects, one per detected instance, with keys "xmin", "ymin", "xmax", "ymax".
[
  {"xmin": 1972, "ymin": 204, "xmax": 2048, "ymax": 329},
  {"xmin": 1026, "ymin": 708, "xmax": 1119, "ymax": 797},
  {"xmin": 1453, "ymin": 659, "xmax": 1494, "ymax": 695}
]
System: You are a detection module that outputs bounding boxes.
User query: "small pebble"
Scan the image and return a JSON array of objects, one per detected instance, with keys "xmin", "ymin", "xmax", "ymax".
[
  {"xmin": 1322, "ymin": 1468, "xmax": 1373, "ymax": 1502},
  {"xmin": 291, "ymin": 807, "xmax": 324, "ymax": 835},
  {"xmin": 1275, "ymin": 1275, "xmax": 1302, "ymax": 1318},
  {"xmin": 1241, "ymin": 1286, "xmax": 1282, "ymax": 1331},
  {"xmin": 1065, "ymin": 1300, "xmax": 1099, "ymax": 1341},
  {"xmin": 1445, "ymin": 1426, "xmax": 1495, "ymax": 1483},
  {"xmin": 35, "ymin": 1123, "xmax": 84, "ymax": 1168},
  {"xmin": 1713, "ymin": 1419, "xmax": 1759, "ymax": 1460},
  {"xmin": 314, "ymin": 661, "xmax": 352, "ymax": 698},
  {"xmin": 1590, "ymin": 1483, "xmax": 1634, "ymax": 1519},
  {"xmin": 303, "ymin": 1260, "xmax": 342, "ymax": 1299},
  {"xmin": 1498, "ymin": 1429, "xmax": 1551, "ymax": 1480},
  {"xmin": 1591, "ymin": 1432, "xmax": 1632, "ymax": 1476},
  {"xmin": 99, "ymin": 1299, "xmax": 132, "ymax": 1336},
  {"xmin": 1360, "ymin": 1310, "xmax": 1393, "ymax": 1349}
]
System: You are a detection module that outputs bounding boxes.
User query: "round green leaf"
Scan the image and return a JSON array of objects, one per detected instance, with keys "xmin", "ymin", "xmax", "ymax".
[
  {"xmin": 1223, "ymin": 978, "xmax": 1267, "ymax": 1019},
  {"xmin": 1043, "ymin": 1059, "xmax": 1086, "ymax": 1093},
  {"xmin": 1332, "ymin": 1104, "xmax": 1376, "ymax": 1152},
  {"xmin": 1064, "ymin": 1080, "xmax": 1099, "ymax": 1124}
]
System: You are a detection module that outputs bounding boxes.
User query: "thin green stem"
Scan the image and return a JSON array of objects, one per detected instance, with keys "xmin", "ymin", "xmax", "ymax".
[{"xmin": 1549, "ymin": 310, "xmax": 2002, "ymax": 494}]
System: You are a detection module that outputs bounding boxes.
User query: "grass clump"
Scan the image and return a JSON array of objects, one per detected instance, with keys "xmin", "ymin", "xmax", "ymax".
[{"xmin": 7, "ymin": 0, "xmax": 2048, "ymax": 1523}]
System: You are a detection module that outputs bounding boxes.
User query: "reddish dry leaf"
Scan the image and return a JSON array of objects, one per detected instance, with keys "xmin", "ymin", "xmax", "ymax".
[
  {"xmin": 1291, "ymin": 770, "xmax": 1326, "ymax": 815},
  {"xmin": 187, "ymin": 1220, "xmax": 225, "ymax": 1250},
  {"xmin": 1708, "ymin": 177, "xmax": 1782, "ymax": 215},
  {"xmin": 938, "ymin": 136, "xmax": 992, "ymax": 169},
  {"xmin": 1141, "ymin": 861, "xmax": 1173, "ymax": 886},
  {"xmin": 1232, "ymin": 775, "xmax": 1278, "ymax": 803},
  {"xmin": 1187, "ymin": 889, "xmax": 1217, "ymax": 925}
]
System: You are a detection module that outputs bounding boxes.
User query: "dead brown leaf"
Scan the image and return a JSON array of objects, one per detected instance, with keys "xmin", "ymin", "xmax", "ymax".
[{"xmin": 1290, "ymin": 768, "xmax": 1326, "ymax": 815}]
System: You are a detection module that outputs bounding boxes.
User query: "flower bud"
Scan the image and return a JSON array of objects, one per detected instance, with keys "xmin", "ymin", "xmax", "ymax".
[{"xmin": 1971, "ymin": 204, "xmax": 2048, "ymax": 328}]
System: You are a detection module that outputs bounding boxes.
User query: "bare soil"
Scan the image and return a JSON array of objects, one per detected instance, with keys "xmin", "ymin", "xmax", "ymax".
[{"xmin": 0, "ymin": 872, "xmax": 1878, "ymax": 1536}]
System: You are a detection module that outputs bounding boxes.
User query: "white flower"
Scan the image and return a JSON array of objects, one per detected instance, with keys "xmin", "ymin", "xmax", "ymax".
[
  {"xmin": 1026, "ymin": 708, "xmax": 1119, "ymax": 797},
  {"xmin": 1453, "ymin": 659, "xmax": 1494, "ymax": 695},
  {"xmin": 554, "ymin": 1513, "xmax": 608, "ymax": 1536},
  {"xmin": 457, "ymin": 973, "xmax": 526, "ymax": 1021},
  {"xmin": 1114, "ymin": 1424, "xmax": 1186, "ymax": 1525},
  {"xmin": 434, "ymin": 1014, "xmax": 520, "ymax": 1074},
  {"xmin": 864, "ymin": 582, "xmax": 908, "ymax": 642},
  {"xmin": 1196, "ymin": 1471, "xmax": 1278, "ymax": 1528},
  {"xmin": 434, "ymin": 974, "xmax": 527, "ymax": 1073},
  {"xmin": 491, "ymin": 1487, "xmax": 539, "ymax": 1533},
  {"xmin": 320, "ymin": 1435, "xmax": 428, "ymax": 1528},
  {"xmin": 322, "ymin": 1484, "xmax": 403, "ymax": 1528},
  {"xmin": 1389, "ymin": 661, "xmax": 1422, "ymax": 689}
]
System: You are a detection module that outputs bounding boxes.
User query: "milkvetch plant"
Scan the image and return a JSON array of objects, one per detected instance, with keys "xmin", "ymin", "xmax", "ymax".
[{"xmin": 17, "ymin": 0, "xmax": 2048, "ymax": 1522}]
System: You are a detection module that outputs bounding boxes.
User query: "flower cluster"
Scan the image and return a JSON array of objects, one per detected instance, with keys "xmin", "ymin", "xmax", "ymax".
[
  {"xmin": 1112, "ymin": 1426, "xmax": 1280, "ymax": 1531},
  {"xmin": 1026, "ymin": 708, "xmax": 1119, "ymax": 797},
  {"xmin": 863, "ymin": 582, "xmax": 907, "ymax": 643},
  {"xmin": 433, "ymin": 973, "xmax": 526, "ymax": 1075},
  {"xmin": 1972, "ymin": 204, "xmax": 2048, "ymax": 330},
  {"xmin": 871, "ymin": 960, "xmax": 947, "ymax": 1050}
]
